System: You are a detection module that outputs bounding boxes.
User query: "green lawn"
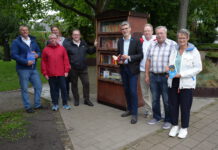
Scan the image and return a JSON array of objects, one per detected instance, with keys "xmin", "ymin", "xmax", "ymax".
[
  {"xmin": 0, "ymin": 59, "xmax": 47, "ymax": 92},
  {"xmin": 0, "ymin": 110, "xmax": 28, "ymax": 141}
]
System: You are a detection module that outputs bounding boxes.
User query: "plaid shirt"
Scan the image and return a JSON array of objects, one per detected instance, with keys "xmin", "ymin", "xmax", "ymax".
[{"xmin": 146, "ymin": 39, "xmax": 176, "ymax": 73}]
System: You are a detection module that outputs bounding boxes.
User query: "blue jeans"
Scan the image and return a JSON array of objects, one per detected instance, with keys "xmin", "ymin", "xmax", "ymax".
[
  {"xmin": 150, "ymin": 73, "xmax": 170, "ymax": 122},
  {"xmin": 48, "ymin": 76, "xmax": 68, "ymax": 106},
  {"xmin": 120, "ymin": 66, "xmax": 138, "ymax": 116},
  {"xmin": 17, "ymin": 69, "xmax": 42, "ymax": 109}
]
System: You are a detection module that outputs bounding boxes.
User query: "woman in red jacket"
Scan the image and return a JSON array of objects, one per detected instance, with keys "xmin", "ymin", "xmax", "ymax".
[{"xmin": 41, "ymin": 34, "xmax": 71, "ymax": 111}]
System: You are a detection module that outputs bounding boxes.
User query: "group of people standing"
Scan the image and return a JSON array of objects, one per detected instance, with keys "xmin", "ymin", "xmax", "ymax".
[
  {"xmin": 11, "ymin": 20, "xmax": 202, "ymax": 139},
  {"xmin": 11, "ymin": 25, "xmax": 96, "ymax": 113},
  {"xmin": 117, "ymin": 21, "xmax": 202, "ymax": 139}
]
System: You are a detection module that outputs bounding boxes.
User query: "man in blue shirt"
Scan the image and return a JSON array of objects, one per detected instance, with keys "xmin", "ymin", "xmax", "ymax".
[{"xmin": 11, "ymin": 25, "xmax": 42, "ymax": 113}]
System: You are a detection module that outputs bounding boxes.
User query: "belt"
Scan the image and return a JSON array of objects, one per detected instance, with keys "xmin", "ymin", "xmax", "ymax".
[{"xmin": 151, "ymin": 72, "xmax": 168, "ymax": 76}]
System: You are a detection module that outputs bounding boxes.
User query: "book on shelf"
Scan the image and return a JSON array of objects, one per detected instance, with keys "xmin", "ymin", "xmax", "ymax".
[
  {"xmin": 100, "ymin": 54, "xmax": 119, "ymax": 65},
  {"xmin": 101, "ymin": 37, "xmax": 119, "ymax": 49},
  {"xmin": 100, "ymin": 21, "xmax": 122, "ymax": 32},
  {"xmin": 100, "ymin": 68, "xmax": 122, "ymax": 82}
]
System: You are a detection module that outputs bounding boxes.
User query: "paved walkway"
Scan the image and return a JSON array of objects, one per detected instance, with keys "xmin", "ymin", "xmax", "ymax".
[
  {"xmin": 124, "ymin": 100, "xmax": 218, "ymax": 150},
  {"xmin": 28, "ymin": 67, "xmax": 218, "ymax": 150}
]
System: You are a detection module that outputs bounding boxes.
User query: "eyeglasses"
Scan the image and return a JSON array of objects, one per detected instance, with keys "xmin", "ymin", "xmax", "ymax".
[{"xmin": 121, "ymin": 28, "xmax": 129, "ymax": 31}]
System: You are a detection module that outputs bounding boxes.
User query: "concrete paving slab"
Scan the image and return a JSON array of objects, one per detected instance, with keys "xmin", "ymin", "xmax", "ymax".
[{"xmin": 28, "ymin": 67, "xmax": 216, "ymax": 150}]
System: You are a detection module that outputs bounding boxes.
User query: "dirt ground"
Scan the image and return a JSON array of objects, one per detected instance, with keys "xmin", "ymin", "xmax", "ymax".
[{"xmin": 0, "ymin": 90, "xmax": 68, "ymax": 150}]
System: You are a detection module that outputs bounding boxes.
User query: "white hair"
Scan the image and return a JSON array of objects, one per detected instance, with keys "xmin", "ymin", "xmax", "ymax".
[
  {"xmin": 155, "ymin": 26, "xmax": 167, "ymax": 33},
  {"xmin": 48, "ymin": 34, "xmax": 57, "ymax": 39}
]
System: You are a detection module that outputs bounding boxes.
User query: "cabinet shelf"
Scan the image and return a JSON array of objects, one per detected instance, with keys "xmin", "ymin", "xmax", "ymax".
[
  {"xmin": 98, "ymin": 64, "xmax": 119, "ymax": 68},
  {"xmin": 98, "ymin": 32, "xmax": 121, "ymax": 35},
  {"xmin": 98, "ymin": 48, "xmax": 118, "ymax": 52},
  {"xmin": 98, "ymin": 77, "xmax": 122, "ymax": 85}
]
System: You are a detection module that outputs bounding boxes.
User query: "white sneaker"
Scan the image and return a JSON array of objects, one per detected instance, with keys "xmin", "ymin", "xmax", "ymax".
[
  {"xmin": 178, "ymin": 128, "xmax": 188, "ymax": 139},
  {"xmin": 169, "ymin": 126, "xmax": 179, "ymax": 137}
]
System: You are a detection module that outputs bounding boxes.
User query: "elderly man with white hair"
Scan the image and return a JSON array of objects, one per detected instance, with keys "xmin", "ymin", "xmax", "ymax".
[{"xmin": 145, "ymin": 26, "xmax": 177, "ymax": 129}]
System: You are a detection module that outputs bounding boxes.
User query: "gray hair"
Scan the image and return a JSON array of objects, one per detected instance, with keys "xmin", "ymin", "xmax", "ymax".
[
  {"xmin": 48, "ymin": 34, "xmax": 57, "ymax": 39},
  {"xmin": 155, "ymin": 26, "xmax": 167, "ymax": 33},
  {"xmin": 120, "ymin": 21, "xmax": 131, "ymax": 28},
  {"xmin": 144, "ymin": 23, "xmax": 153, "ymax": 31},
  {"xmin": 19, "ymin": 25, "xmax": 29, "ymax": 31},
  {"xmin": 177, "ymin": 28, "xmax": 190, "ymax": 38}
]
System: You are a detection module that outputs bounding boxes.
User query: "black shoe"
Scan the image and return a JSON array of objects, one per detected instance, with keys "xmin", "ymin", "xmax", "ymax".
[
  {"xmin": 34, "ymin": 105, "xmax": 43, "ymax": 110},
  {"xmin": 131, "ymin": 115, "xmax": 137, "ymax": 124},
  {"xmin": 74, "ymin": 100, "xmax": 79, "ymax": 106},
  {"xmin": 121, "ymin": 111, "xmax": 131, "ymax": 117},
  {"xmin": 84, "ymin": 100, "xmax": 94, "ymax": 106},
  {"xmin": 26, "ymin": 108, "xmax": 35, "ymax": 113}
]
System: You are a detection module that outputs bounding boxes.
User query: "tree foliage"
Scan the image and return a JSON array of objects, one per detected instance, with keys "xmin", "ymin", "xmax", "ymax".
[{"xmin": 0, "ymin": 0, "xmax": 48, "ymax": 60}]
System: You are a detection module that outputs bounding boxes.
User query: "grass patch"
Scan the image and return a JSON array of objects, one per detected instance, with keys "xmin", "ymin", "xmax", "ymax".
[
  {"xmin": 0, "ymin": 59, "xmax": 47, "ymax": 92},
  {"xmin": 0, "ymin": 110, "xmax": 28, "ymax": 141},
  {"xmin": 86, "ymin": 53, "xmax": 96, "ymax": 58}
]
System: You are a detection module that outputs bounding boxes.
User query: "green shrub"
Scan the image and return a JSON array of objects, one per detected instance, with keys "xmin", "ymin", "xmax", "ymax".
[
  {"xmin": 206, "ymin": 52, "xmax": 218, "ymax": 58},
  {"xmin": 197, "ymin": 60, "xmax": 218, "ymax": 87},
  {"xmin": 30, "ymin": 31, "xmax": 50, "ymax": 50},
  {"xmin": 197, "ymin": 43, "xmax": 218, "ymax": 51}
]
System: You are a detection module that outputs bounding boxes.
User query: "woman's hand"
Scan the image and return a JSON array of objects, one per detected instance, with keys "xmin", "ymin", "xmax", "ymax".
[{"xmin": 174, "ymin": 74, "xmax": 181, "ymax": 78}]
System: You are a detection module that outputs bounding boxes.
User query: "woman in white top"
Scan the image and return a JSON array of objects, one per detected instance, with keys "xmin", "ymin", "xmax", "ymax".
[{"xmin": 167, "ymin": 29, "xmax": 202, "ymax": 138}]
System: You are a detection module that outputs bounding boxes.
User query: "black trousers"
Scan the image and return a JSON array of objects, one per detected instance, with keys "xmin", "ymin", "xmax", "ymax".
[
  {"xmin": 65, "ymin": 77, "xmax": 70, "ymax": 96},
  {"xmin": 69, "ymin": 68, "xmax": 89, "ymax": 102},
  {"xmin": 168, "ymin": 78, "xmax": 193, "ymax": 128},
  {"xmin": 48, "ymin": 76, "xmax": 68, "ymax": 105}
]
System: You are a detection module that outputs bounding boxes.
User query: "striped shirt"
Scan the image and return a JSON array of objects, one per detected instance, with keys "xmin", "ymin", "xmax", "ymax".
[{"xmin": 146, "ymin": 39, "xmax": 176, "ymax": 73}]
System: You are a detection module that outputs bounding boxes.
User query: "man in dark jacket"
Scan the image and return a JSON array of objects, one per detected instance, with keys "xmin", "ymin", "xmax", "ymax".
[
  {"xmin": 11, "ymin": 25, "xmax": 42, "ymax": 113},
  {"xmin": 117, "ymin": 21, "xmax": 143, "ymax": 124},
  {"xmin": 63, "ymin": 29, "xmax": 97, "ymax": 106}
]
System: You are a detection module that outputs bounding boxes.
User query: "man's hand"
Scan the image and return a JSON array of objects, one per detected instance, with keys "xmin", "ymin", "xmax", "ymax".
[
  {"xmin": 27, "ymin": 61, "xmax": 34, "ymax": 66},
  {"xmin": 32, "ymin": 51, "xmax": 39, "ymax": 58},
  {"xmin": 145, "ymin": 75, "xmax": 150, "ymax": 85},
  {"xmin": 45, "ymin": 75, "xmax": 49, "ymax": 80},
  {"xmin": 165, "ymin": 66, "xmax": 170, "ymax": 72},
  {"xmin": 64, "ymin": 72, "xmax": 68, "ymax": 77},
  {"xmin": 94, "ymin": 39, "xmax": 97, "ymax": 47},
  {"xmin": 121, "ymin": 55, "xmax": 130, "ymax": 60}
]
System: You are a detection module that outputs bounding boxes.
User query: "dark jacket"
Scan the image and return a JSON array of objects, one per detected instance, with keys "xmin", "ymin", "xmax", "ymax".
[
  {"xmin": 63, "ymin": 38, "xmax": 96, "ymax": 70},
  {"xmin": 117, "ymin": 37, "xmax": 143, "ymax": 75},
  {"xmin": 11, "ymin": 35, "xmax": 40, "ymax": 70}
]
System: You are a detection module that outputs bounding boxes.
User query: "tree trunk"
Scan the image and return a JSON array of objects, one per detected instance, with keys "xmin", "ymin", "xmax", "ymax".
[
  {"xmin": 3, "ymin": 38, "xmax": 11, "ymax": 61},
  {"xmin": 178, "ymin": 0, "xmax": 189, "ymax": 30}
]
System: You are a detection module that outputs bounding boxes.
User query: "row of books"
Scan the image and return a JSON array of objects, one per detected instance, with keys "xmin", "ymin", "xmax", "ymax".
[
  {"xmin": 100, "ymin": 22, "xmax": 121, "ymax": 32},
  {"xmin": 100, "ymin": 54, "xmax": 118, "ymax": 65},
  {"xmin": 99, "ymin": 69, "xmax": 122, "ymax": 81},
  {"xmin": 100, "ymin": 37, "xmax": 119, "ymax": 49}
]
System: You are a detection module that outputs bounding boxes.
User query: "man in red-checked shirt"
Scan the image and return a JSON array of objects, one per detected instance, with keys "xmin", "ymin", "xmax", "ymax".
[{"xmin": 41, "ymin": 34, "xmax": 71, "ymax": 111}]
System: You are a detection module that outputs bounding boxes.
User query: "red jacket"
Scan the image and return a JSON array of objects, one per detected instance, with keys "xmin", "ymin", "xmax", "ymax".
[{"xmin": 41, "ymin": 44, "xmax": 71, "ymax": 77}]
